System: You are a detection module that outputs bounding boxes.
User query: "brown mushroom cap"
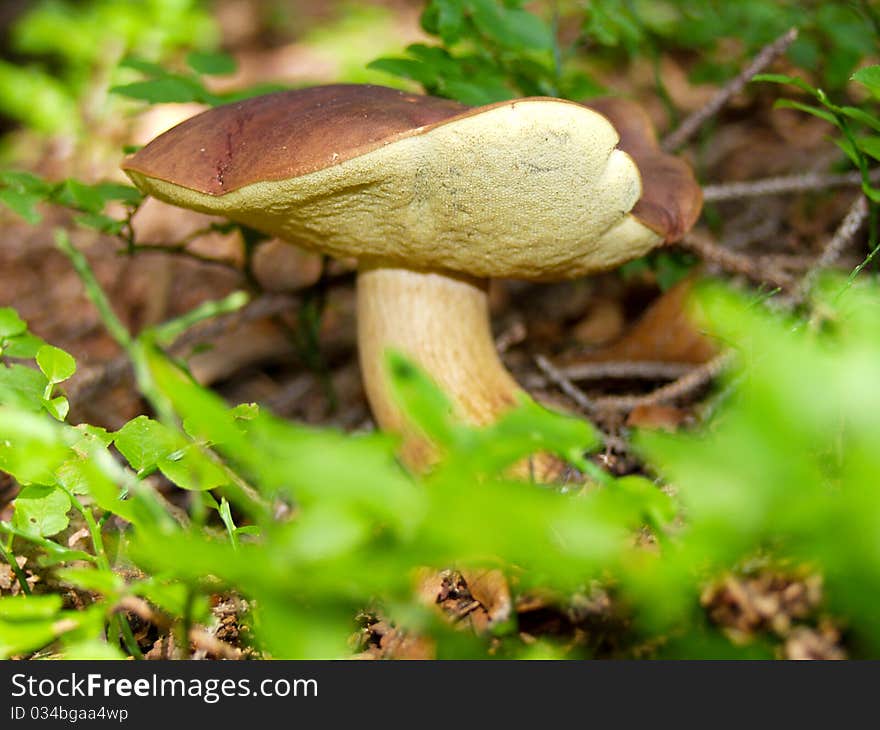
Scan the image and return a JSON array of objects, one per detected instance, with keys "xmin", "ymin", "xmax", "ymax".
[
  {"xmin": 583, "ymin": 97, "xmax": 702, "ymax": 243},
  {"xmin": 123, "ymin": 84, "xmax": 701, "ymax": 280}
]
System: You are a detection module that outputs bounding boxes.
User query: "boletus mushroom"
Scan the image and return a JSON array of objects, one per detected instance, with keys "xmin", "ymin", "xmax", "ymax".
[{"xmin": 122, "ymin": 84, "xmax": 702, "ymax": 478}]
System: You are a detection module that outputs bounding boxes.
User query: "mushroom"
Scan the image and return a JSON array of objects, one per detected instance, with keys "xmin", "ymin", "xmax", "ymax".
[{"xmin": 122, "ymin": 84, "xmax": 701, "ymax": 478}]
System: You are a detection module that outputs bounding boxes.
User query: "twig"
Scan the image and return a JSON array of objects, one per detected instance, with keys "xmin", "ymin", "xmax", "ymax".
[
  {"xmin": 534, "ymin": 354, "xmax": 596, "ymax": 413},
  {"xmin": 770, "ymin": 194, "xmax": 869, "ymax": 311},
  {"xmin": 703, "ymin": 169, "xmax": 880, "ymax": 203},
  {"xmin": 813, "ymin": 196, "xmax": 869, "ymax": 272},
  {"xmin": 678, "ymin": 230, "xmax": 795, "ymax": 290},
  {"xmin": 0, "ymin": 541, "xmax": 30, "ymax": 596},
  {"xmin": 786, "ymin": 195, "xmax": 869, "ymax": 308},
  {"xmin": 526, "ymin": 360, "xmax": 695, "ymax": 388},
  {"xmin": 590, "ymin": 352, "xmax": 734, "ymax": 412},
  {"xmin": 532, "ymin": 355, "xmax": 629, "ymax": 452},
  {"xmin": 662, "ymin": 27, "xmax": 799, "ymax": 152}
]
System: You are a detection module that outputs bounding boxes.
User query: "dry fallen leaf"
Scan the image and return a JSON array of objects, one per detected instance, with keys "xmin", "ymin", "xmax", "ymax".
[
  {"xmin": 566, "ymin": 278, "xmax": 717, "ymax": 365},
  {"xmin": 626, "ymin": 404, "xmax": 688, "ymax": 431},
  {"xmin": 571, "ymin": 295, "xmax": 626, "ymax": 346},
  {"xmin": 460, "ymin": 569, "xmax": 512, "ymax": 627}
]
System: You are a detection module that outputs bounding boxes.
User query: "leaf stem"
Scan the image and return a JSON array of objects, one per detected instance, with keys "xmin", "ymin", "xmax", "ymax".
[{"xmin": 0, "ymin": 539, "xmax": 31, "ymax": 595}]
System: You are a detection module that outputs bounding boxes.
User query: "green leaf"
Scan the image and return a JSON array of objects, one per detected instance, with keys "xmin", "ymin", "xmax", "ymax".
[
  {"xmin": 612, "ymin": 475, "xmax": 676, "ymax": 530},
  {"xmin": 56, "ymin": 568, "xmax": 124, "ymax": 595},
  {"xmin": 386, "ymin": 350, "xmax": 460, "ymax": 450},
  {"xmin": 118, "ymin": 56, "xmax": 171, "ymax": 76},
  {"xmin": 0, "ymin": 188, "xmax": 43, "ymax": 223},
  {"xmin": 444, "ymin": 78, "xmax": 513, "ymax": 105},
  {"xmin": 111, "ymin": 77, "xmax": 206, "ymax": 104},
  {"xmin": 0, "ymin": 521, "xmax": 95, "ymax": 565},
  {"xmin": 0, "ymin": 594, "xmax": 82, "ymax": 658},
  {"xmin": 56, "ymin": 458, "xmax": 94, "ymax": 495},
  {"xmin": 0, "ymin": 620, "xmax": 62, "ymax": 658},
  {"xmin": 218, "ymin": 496, "xmax": 239, "ymax": 548},
  {"xmin": 43, "ymin": 395, "xmax": 69, "ymax": 421},
  {"xmin": 0, "ymin": 308, "xmax": 27, "ymax": 338},
  {"xmin": 839, "ymin": 106, "xmax": 880, "ymax": 134},
  {"xmin": 53, "ymin": 179, "xmax": 106, "ymax": 214},
  {"xmin": 230, "ymin": 403, "xmax": 259, "ymax": 421},
  {"xmin": 774, "ymin": 99, "xmax": 839, "ymax": 127},
  {"xmin": 36, "ymin": 345, "xmax": 76, "ymax": 384},
  {"xmin": 3, "ymin": 332, "xmax": 46, "ymax": 359},
  {"xmin": 753, "ymin": 72, "xmax": 818, "ymax": 95},
  {"xmin": 13, "ymin": 484, "xmax": 71, "ymax": 538},
  {"xmin": 132, "ymin": 579, "xmax": 208, "ymax": 621},
  {"xmin": 186, "ymin": 51, "xmax": 237, "ymax": 76},
  {"xmin": 833, "ymin": 136, "xmax": 862, "ymax": 167},
  {"xmin": 435, "ymin": 0, "xmax": 465, "ymax": 44},
  {"xmin": 90, "ymin": 182, "xmax": 143, "ymax": 205},
  {"xmin": 852, "ymin": 65, "xmax": 880, "ymax": 96},
  {"xmin": 0, "ymin": 594, "xmax": 61, "ymax": 620},
  {"xmin": 146, "ymin": 290, "xmax": 248, "ymax": 347},
  {"xmin": 113, "ymin": 415, "xmax": 181, "ymax": 473},
  {"xmin": 158, "ymin": 445, "xmax": 228, "ymax": 491},
  {"xmin": 70, "ymin": 424, "xmax": 114, "ymax": 452},
  {"xmin": 62, "ymin": 640, "xmax": 125, "ymax": 660},
  {"xmin": 857, "ymin": 136, "xmax": 880, "ymax": 162},
  {"xmin": 466, "ymin": 0, "xmax": 554, "ymax": 51},
  {"xmin": 0, "ymin": 406, "xmax": 68, "ymax": 484},
  {"xmin": 366, "ymin": 57, "xmax": 439, "ymax": 86},
  {"xmin": 0, "ymin": 170, "xmax": 52, "ymax": 195},
  {"xmin": 0, "ymin": 364, "xmax": 49, "ymax": 411},
  {"xmin": 74, "ymin": 212, "xmax": 125, "ymax": 234}
]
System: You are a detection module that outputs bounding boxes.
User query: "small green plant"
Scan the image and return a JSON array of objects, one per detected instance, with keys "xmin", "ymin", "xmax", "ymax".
[
  {"xmin": 0, "ymin": 247, "xmax": 673, "ymax": 657},
  {"xmin": 111, "ymin": 53, "xmax": 286, "ymax": 108},
  {"xmin": 0, "ymin": 170, "xmax": 142, "ymax": 232},
  {"xmin": 368, "ymin": 0, "xmax": 601, "ymax": 104},
  {"xmin": 756, "ymin": 65, "xmax": 880, "ymax": 271},
  {"xmin": 369, "ymin": 1, "xmax": 880, "ymax": 109}
]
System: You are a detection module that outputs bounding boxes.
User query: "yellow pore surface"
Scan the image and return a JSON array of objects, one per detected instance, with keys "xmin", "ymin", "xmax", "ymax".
[{"xmin": 126, "ymin": 99, "xmax": 663, "ymax": 280}]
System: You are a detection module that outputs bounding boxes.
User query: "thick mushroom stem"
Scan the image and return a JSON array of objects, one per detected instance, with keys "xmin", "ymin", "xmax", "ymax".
[{"xmin": 357, "ymin": 265, "xmax": 560, "ymax": 479}]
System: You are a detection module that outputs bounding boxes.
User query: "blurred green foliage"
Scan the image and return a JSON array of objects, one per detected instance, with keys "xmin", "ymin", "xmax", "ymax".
[
  {"xmin": 0, "ymin": 268, "xmax": 664, "ymax": 658},
  {"xmin": 0, "ymin": 0, "xmax": 216, "ymax": 135},
  {"xmin": 0, "ymin": 169, "xmax": 142, "ymax": 231},
  {"xmin": 5, "ymin": 263, "xmax": 880, "ymax": 656},
  {"xmin": 633, "ymin": 278, "xmax": 880, "ymax": 656},
  {"xmin": 110, "ymin": 54, "xmax": 285, "ymax": 107}
]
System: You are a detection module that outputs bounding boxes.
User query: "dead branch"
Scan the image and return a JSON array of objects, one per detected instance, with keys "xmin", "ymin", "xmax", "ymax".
[
  {"xmin": 527, "ymin": 360, "xmax": 694, "ymax": 385},
  {"xmin": 679, "ymin": 231, "xmax": 795, "ymax": 290},
  {"xmin": 591, "ymin": 352, "xmax": 735, "ymax": 413},
  {"xmin": 533, "ymin": 354, "xmax": 596, "ymax": 413},
  {"xmin": 776, "ymin": 194, "xmax": 869, "ymax": 309},
  {"xmin": 662, "ymin": 27, "xmax": 799, "ymax": 152},
  {"xmin": 806, "ymin": 195, "xmax": 869, "ymax": 274},
  {"xmin": 703, "ymin": 170, "xmax": 879, "ymax": 203}
]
